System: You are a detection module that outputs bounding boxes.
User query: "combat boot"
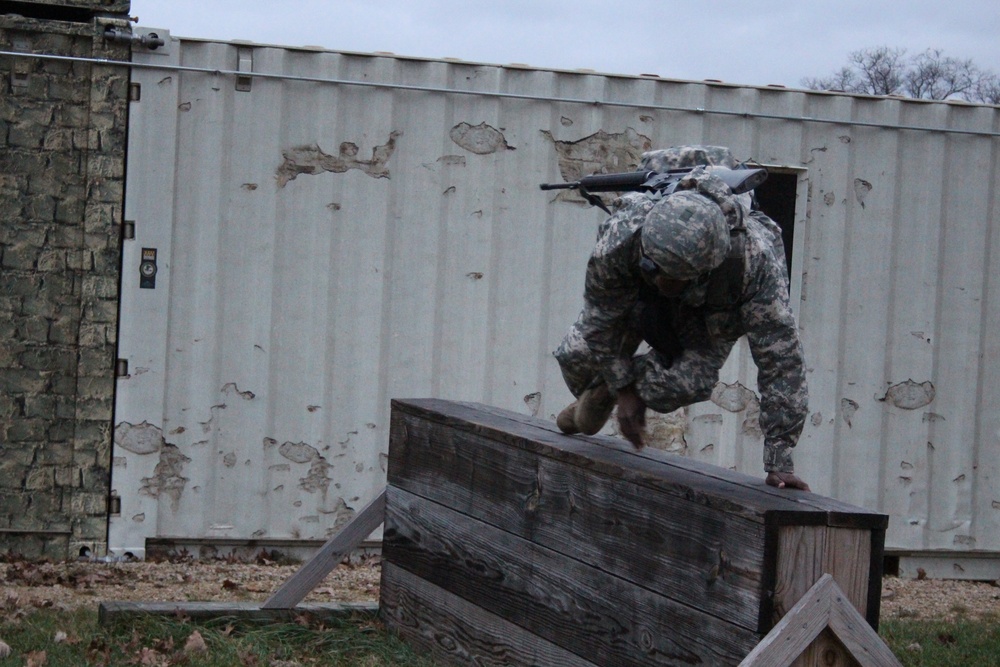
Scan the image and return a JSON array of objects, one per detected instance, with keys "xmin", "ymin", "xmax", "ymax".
[
  {"xmin": 574, "ymin": 382, "xmax": 615, "ymax": 435},
  {"xmin": 556, "ymin": 401, "xmax": 580, "ymax": 434}
]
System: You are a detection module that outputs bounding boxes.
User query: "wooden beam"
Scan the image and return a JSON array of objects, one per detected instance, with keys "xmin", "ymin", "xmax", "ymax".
[{"xmin": 262, "ymin": 489, "xmax": 386, "ymax": 609}]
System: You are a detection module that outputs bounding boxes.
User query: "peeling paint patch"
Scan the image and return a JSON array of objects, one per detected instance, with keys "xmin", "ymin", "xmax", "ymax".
[
  {"xmin": 241, "ymin": 183, "xmax": 258, "ymax": 191},
  {"xmin": 523, "ymin": 392, "xmax": 541, "ymax": 417},
  {"xmin": 140, "ymin": 444, "xmax": 191, "ymax": 510},
  {"xmin": 199, "ymin": 404, "xmax": 226, "ymax": 433},
  {"xmin": 132, "ymin": 513, "xmax": 145, "ymax": 522},
  {"xmin": 114, "ymin": 421, "xmax": 163, "ymax": 455},
  {"xmin": 222, "ymin": 452, "xmax": 236, "ymax": 467},
  {"xmin": 741, "ymin": 400, "xmax": 763, "ymax": 438},
  {"xmin": 810, "ymin": 412, "xmax": 823, "ymax": 427},
  {"xmin": 467, "ymin": 271, "xmax": 483, "ymax": 280},
  {"xmin": 276, "ymin": 131, "xmax": 402, "ymax": 187},
  {"xmin": 853, "ymin": 178, "xmax": 873, "ymax": 208},
  {"xmin": 880, "ymin": 380, "xmax": 935, "ymax": 410},
  {"xmin": 710, "ymin": 382, "xmax": 757, "ymax": 412},
  {"xmin": 438, "ymin": 155, "xmax": 467, "ymax": 166},
  {"xmin": 823, "ymin": 192, "xmax": 835, "ymax": 206},
  {"xmin": 322, "ymin": 497, "xmax": 357, "ymax": 534},
  {"xmin": 327, "ymin": 202, "xmax": 341, "ymax": 211},
  {"xmin": 560, "ymin": 116, "xmax": 573, "ymax": 126},
  {"xmin": 541, "ymin": 127, "xmax": 651, "ymax": 190},
  {"xmin": 645, "ymin": 408, "xmax": 687, "ymax": 455},
  {"xmin": 279, "ymin": 441, "xmax": 320, "ymax": 464},
  {"xmin": 841, "ymin": 399, "xmax": 859, "ymax": 428},
  {"xmin": 923, "ymin": 412, "xmax": 945, "ymax": 422},
  {"xmin": 222, "ymin": 383, "xmax": 255, "ymax": 400},
  {"xmin": 449, "ymin": 122, "xmax": 514, "ymax": 154},
  {"xmin": 299, "ymin": 458, "xmax": 332, "ymax": 494},
  {"xmin": 307, "ymin": 405, "xmax": 321, "ymax": 412}
]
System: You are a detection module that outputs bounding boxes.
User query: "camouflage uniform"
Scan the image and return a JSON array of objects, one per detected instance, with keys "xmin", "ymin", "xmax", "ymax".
[{"xmin": 553, "ymin": 146, "xmax": 807, "ymax": 473}]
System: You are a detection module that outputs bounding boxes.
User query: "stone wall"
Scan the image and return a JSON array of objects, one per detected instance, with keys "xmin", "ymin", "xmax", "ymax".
[{"xmin": 0, "ymin": 1, "xmax": 130, "ymax": 559}]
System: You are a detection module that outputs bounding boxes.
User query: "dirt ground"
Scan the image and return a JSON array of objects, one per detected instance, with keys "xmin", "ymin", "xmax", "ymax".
[{"xmin": 2, "ymin": 555, "xmax": 999, "ymax": 623}]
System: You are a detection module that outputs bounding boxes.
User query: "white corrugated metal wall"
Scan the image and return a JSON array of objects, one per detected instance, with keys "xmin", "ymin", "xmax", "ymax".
[{"xmin": 112, "ymin": 34, "xmax": 1000, "ymax": 573}]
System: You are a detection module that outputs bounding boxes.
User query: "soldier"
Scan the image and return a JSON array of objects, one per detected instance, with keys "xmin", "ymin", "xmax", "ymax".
[{"xmin": 553, "ymin": 145, "xmax": 810, "ymax": 490}]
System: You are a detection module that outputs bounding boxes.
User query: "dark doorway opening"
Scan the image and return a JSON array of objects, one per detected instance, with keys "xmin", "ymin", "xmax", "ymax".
[{"xmin": 753, "ymin": 171, "xmax": 798, "ymax": 278}]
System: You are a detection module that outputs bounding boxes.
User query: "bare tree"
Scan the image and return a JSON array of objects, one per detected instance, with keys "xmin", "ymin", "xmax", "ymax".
[
  {"xmin": 971, "ymin": 72, "xmax": 1000, "ymax": 105},
  {"xmin": 905, "ymin": 49, "xmax": 978, "ymax": 100},
  {"xmin": 803, "ymin": 46, "xmax": 997, "ymax": 104}
]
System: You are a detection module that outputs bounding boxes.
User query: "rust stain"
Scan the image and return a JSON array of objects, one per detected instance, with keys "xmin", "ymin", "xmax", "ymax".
[
  {"xmin": 880, "ymin": 380, "xmax": 935, "ymax": 410},
  {"xmin": 276, "ymin": 131, "xmax": 403, "ymax": 187},
  {"xmin": 449, "ymin": 122, "xmax": 515, "ymax": 154}
]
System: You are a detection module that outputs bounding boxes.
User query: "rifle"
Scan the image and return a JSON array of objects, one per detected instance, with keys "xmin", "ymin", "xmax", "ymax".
[{"xmin": 539, "ymin": 165, "xmax": 767, "ymax": 213}]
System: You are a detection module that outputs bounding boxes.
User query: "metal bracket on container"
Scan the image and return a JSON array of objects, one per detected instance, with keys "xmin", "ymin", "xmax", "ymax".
[
  {"xmin": 236, "ymin": 46, "xmax": 253, "ymax": 92},
  {"xmin": 106, "ymin": 26, "xmax": 172, "ymax": 55}
]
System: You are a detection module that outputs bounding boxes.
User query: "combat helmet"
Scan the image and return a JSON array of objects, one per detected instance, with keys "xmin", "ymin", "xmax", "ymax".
[
  {"xmin": 640, "ymin": 189, "xmax": 731, "ymax": 280},
  {"xmin": 640, "ymin": 145, "xmax": 737, "ymax": 172}
]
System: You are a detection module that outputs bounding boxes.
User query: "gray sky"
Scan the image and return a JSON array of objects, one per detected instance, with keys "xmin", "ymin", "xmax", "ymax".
[{"xmin": 130, "ymin": 1, "xmax": 1000, "ymax": 89}]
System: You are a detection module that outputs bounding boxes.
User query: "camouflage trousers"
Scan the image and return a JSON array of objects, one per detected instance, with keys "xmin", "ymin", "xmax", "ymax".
[
  {"xmin": 553, "ymin": 305, "xmax": 796, "ymax": 472},
  {"xmin": 553, "ymin": 304, "xmax": 735, "ymax": 414}
]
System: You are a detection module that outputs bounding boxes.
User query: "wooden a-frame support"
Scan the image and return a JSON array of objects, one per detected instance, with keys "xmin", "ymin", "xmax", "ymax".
[
  {"xmin": 739, "ymin": 574, "xmax": 901, "ymax": 667},
  {"xmin": 262, "ymin": 489, "xmax": 900, "ymax": 666}
]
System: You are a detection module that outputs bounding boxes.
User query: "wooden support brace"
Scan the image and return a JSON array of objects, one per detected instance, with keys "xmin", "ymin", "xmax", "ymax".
[
  {"xmin": 262, "ymin": 489, "xmax": 386, "ymax": 609},
  {"xmin": 738, "ymin": 574, "xmax": 902, "ymax": 667}
]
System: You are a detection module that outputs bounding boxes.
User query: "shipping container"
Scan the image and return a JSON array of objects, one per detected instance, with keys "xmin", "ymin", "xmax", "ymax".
[{"xmin": 112, "ymin": 32, "xmax": 1000, "ymax": 577}]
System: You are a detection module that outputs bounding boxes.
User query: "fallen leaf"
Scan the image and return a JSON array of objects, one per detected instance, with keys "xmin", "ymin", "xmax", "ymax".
[
  {"xmin": 25, "ymin": 649, "xmax": 48, "ymax": 667},
  {"xmin": 184, "ymin": 630, "xmax": 208, "ymax": 654}
]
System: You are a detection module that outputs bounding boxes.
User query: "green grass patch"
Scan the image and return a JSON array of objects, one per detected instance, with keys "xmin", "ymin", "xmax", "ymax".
[
  {"xmin": 6, "ymin": 608, "xmax": 1000, "ymax": 666},
  {"xmin": 880, "ymin": 618, "xmax": 1000, "ymax": 666},
  {"xmin": 1, "ymin": 607, "xmax": 438, "ymax": 667}
]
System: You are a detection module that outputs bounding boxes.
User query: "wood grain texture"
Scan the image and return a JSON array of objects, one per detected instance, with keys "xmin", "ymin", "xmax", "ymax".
[
  {"xmin": 390, "ymin": 399, "xmax": 888, "ymax": 529},
  {"xmin": 382, "ymin": 400, "xmax": 890, "ymax": 667},
  {"xmin": 384, "ymin": 487, "xmax": 759, "ymax": 667},
  {"xmin": 381, "ymin": 562, "xmax": 602, "ymax": 667},
  {"xmin": 774, "ymin": 526, "xmax": 873, "ymax": 666},
  {"xmin": 388, "ymin": 410, "xmax": 767, "ymax": 630}
]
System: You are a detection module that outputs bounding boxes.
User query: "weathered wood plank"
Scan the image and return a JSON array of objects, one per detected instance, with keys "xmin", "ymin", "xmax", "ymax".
[
  {"xmin": 775, "ymin": 526, "xmax": 873, "ymax": 666},
  {"xmin": 390, "ymin": 399, "xmax": 888, "ymax": 529},
  {"xmin": 388, "ymin": 409, "xmax": 767, "ymax": 631},
  {"xmin": 98, "ymin": 600, "xmax": 377, "ymax": 626},
  {"xmin": 381, "ymin": 562, "xmax": 602, "ymax": 667},
  {"xmin": 383, "ymin": 487, "xmax": 760, "ymax": 666},
  {"xmin": 262, "ymin": 490, "xmax": 386, "ymax": 609}
]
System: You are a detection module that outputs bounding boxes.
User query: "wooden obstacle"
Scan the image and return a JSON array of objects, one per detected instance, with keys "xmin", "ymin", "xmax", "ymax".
[
  {"xmin": 380, "ymin": 399, "xmax": 899, "ymax": 667},
  {"xmin": 101, "ymin": 398, "xmax": 901, "ymax": 665}
]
